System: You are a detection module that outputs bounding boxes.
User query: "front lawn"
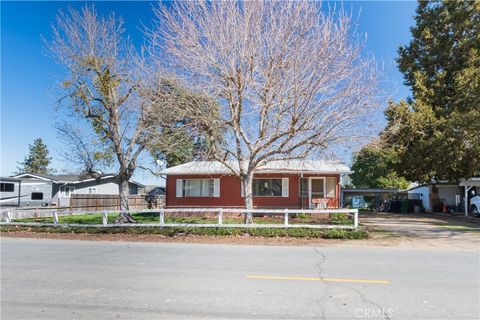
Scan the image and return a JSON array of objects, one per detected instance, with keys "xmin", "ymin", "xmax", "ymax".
[{"xmin": 13, "ymin": 211, "xmax": 354, "ymax": 226}]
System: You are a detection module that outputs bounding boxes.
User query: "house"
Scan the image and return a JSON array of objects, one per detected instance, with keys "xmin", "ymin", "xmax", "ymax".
[
  {"xmin": 4, "ymin": 173, "xmax": 145, "ymax": 207},
  {"xmin": 163, "ymin": 160, "xmax": 351, "ymax": 209},
  {"xmin": 407, "ymin": 182, "xmax": 462, "ymax": 212}
]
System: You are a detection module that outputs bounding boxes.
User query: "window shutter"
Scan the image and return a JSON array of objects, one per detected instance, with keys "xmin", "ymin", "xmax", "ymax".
[
  {"xmin": 176, "ymin": 179, "xmax": 183, "ymax": 197},
  {"xmin": 282, "ymin": 178, "xmax": 289, "ymax": 197},
  {"xmin": 213, "ymin": 179, "xmax": 220, "ymax": 197}
]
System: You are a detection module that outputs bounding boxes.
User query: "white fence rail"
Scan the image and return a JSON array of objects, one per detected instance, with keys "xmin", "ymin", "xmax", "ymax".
[{"xmin": 1, "ymin": 208, "xmax": 359, "ymax": 230}]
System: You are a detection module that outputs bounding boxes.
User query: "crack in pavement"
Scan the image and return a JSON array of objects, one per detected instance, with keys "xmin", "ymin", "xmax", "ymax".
[
  {"xmin": 313, "ymin": 247, "xmax": 391, "ymax": 320},
  {"xmin": 314, "ymin": 247, "xmax": 329, "ymax": 320}
]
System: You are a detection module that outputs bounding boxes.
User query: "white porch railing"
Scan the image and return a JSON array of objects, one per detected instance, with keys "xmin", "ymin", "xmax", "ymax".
[{"xmin": 1, "ymin": 208, "xmax": 359, "ymax": 230}]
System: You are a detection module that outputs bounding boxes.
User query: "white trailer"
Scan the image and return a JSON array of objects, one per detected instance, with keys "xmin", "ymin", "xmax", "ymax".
[{"xmin": 0, "ymin": 177, "xmax": 52, "ymax": 207}]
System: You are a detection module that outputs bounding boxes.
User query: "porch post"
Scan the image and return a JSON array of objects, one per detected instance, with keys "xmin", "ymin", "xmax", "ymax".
[{"xmin": 465, "ymin": 185, "xmax": 472, "ymax": 217}]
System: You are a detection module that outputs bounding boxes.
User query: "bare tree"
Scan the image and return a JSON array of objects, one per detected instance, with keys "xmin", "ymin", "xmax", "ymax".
[
  {"xmin": 151, "ymin": 0, "xmax": 379, "ymax": 222},
  {"xmin": 45, "ymin": 6, "xmax": 176, "ymax": 223}
]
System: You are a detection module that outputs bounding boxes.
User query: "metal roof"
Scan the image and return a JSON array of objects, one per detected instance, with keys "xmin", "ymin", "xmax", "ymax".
[
  {"xmin": 341, "ymin": 188, "xmax": 402, "ymax": 193},
  {"xmin": 163, "ymin": 160, "xmax": 351, "ymax": 175},
  {"xmin": 459, "ymin": 177, "xmax": 480, "ymax": 187}
]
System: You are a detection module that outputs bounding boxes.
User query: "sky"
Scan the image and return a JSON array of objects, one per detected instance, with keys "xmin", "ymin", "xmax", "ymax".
[{"xmin": 1, "ymin": 0, "xmax": 418, "ymax": 186}]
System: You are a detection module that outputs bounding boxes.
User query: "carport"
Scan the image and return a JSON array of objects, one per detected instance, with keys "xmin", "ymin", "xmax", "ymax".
[{"xmin": 459, "ymin": 177, "xmax": 480, "ymax": 216}]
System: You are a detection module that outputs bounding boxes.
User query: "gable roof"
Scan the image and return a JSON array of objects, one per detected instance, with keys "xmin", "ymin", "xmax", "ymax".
[
  {"xmin": 163, "ymin": 160, "xmax": 351, "ymax": 175},
  {"xmin": 12, "ymin": 173, "xmax": 145, "ymax": 187}
]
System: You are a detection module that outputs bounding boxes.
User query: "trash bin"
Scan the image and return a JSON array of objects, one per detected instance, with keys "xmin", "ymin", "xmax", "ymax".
[{"xmin": 400, "ymin": 200, "xmax": 409, "ymax": 213}]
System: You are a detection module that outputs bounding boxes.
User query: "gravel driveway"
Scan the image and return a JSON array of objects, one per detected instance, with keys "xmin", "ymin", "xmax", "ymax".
[{"xmin": 360, "ymin": 212, "xmax": 480, "ymax": 250}]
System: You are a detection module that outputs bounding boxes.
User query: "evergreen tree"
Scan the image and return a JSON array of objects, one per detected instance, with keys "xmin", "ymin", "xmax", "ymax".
[
  {"xmin": 350, "ymin": 141, "xmax": 410, "ymax": 189},
  {"xmin": 16, "ymin": 138, "xmax": 54, "ymax": 174},
  {"xmin": 385, "ymin": 1, "xmax": 480, "ymax": 182}
]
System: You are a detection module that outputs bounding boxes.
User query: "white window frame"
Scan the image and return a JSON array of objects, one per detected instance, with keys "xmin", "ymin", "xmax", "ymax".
[
  {"xmin": 252, "ymin": 178, "xmax": 284, "ymax": 197},
  {"xmin": 179, "ymin": 178, "xmax": 219, "ymax": 198},
  {"xmin": 61, "ymin": 186, "xmax": 75, "ymax": 198},
  {"xmin": 88, "ymin": 187, "xmax": 97, "ymax": 195}
]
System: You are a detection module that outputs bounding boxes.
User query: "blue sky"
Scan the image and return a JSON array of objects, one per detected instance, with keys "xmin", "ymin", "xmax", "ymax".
[{"xmin": 1, "ymin": 1, "xmax": 417, "ymax": 185}]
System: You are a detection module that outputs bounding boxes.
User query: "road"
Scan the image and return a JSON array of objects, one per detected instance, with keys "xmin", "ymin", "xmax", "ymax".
[{"xmin": 1, "ymin": 238, "xmax": 479, "ymax": 319}]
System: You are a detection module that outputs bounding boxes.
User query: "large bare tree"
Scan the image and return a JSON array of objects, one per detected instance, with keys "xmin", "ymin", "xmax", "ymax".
[
  {"xmin": 151, "ymin": 0, "xmax": 380, "ymax": 222},
  {"xmin": 45, "ymin": 6, "xmax": 180, "ymax": 222},
  {"xmin": 150, "ymin": 1, "xmax": 380, "ymax": 221}
]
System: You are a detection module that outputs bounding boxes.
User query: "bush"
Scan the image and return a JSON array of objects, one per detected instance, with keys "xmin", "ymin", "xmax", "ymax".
[
  {"xmin": 329, "ymin": 213, "xmax": 351, "ymax": 224},
  {"xmin": 0, "ymin": 225, "xmax": 368, "ymax": 239}
]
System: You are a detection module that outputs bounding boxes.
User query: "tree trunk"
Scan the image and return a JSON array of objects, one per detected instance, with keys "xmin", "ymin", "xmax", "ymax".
[
  {"xmin": 114, "ymin": 174, "xmax": 136, "ymax": 223},
  {"xmin": 242, "ymin": 173, "xmax": 254, "ymax": 224}
]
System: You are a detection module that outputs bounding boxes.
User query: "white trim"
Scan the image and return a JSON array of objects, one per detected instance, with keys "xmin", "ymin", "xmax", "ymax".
[
  {"xmin": 13, "ymin": 173, "xmax": 53, "ymax": 182},
  {"xmin": 252, "ymin": 177, "xmax": 283, "ymax": 197},
  {"xmin": 181, "ymin": 178, "xmax": 216, "ymax": 197},
  {"xmin": 308, "ymin": 177, "xmax": 326, "ymax": 209}
]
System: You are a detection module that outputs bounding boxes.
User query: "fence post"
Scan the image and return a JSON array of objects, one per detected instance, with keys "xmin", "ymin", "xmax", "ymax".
[
  {"xmin": 159, "ymin": 208, "xmax": 165, "ymax": 226},
  {"xmin": 218, "ymin": 208, "xmax": 223, "ymax": 225},
  {"xmin": 354, "ymin": 209, "xmax": 358, "ymax": 229},
  {"xmin": 52, "ymin": 211, "xmax": 58, "ymax": 225},
  {"xmin": 102, "ymin": 210, "xmax": 108, "ymax": 226},
  {"xmin": 284, "ymin": 209, "xmax": 289, "ymax": 227},
  {"xmin": 3, "ymin": 211, "xmax": 11, "ymax": 223}
]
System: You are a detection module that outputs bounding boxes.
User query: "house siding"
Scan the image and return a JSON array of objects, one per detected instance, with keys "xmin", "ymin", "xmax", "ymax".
[{"xmin": 166, "ymin": 173, "xmax": 340, "ymax": 208}]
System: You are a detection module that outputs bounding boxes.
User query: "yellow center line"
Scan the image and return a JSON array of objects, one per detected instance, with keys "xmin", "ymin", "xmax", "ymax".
[{"xmin": 246, "ymin": 275, "xmax": 391, "ymax": 285}]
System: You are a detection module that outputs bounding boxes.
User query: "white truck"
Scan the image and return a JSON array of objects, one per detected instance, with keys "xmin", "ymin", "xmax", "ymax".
[{"xmin": 471, "ymin": 195, "xmax": 480, "ymax": 217}]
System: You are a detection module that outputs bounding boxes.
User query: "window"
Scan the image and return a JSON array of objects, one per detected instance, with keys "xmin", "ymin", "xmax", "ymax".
[
  {"xmin": 31, "ymin": 192, "xmax": 43, "ymax": 200},
  {"xmin": 61, "ymin": 186, "xmax": 75, "ymax": 197},
  {"xmin": 88, "ymin": 187, "xmax": 97, "ymax": 195},
  {"xmin": 326, "ymin": 177, "xmax": 337, "ymax": 197},
  {"xmin": 253, "ymin": 179, "xmax": 282, "ymax": 196},
  {"xmin": 0, "ymin": 183, "xmax": 14, "ymax": 192},
  {"xmin": 183, "ymin": 179, "xmax": 215, "ymax": 197}
]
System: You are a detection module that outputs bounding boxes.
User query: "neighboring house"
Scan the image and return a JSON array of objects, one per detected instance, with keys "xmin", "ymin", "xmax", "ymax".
[
  {"xmin": 4, "ymin": 173, "xmax": 145, "ymax": 207},
  {"xmin": 144, "ymin": 186, "xmax": 166, "ymax": 197},
  {"xmin": 407, "ymin": 179, "xmax": 479, "ymax": 214},
  {"xmin": 163, "ymin": 160, "xmax": 351, "ymax": 209}
]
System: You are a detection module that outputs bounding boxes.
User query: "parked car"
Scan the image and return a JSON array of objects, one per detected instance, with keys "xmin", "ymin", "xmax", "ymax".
[{"xmin": 471, "ymin": 196, "xmax": 480, "ymax": 217}]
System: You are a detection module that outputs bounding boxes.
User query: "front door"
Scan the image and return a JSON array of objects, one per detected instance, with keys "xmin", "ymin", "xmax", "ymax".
[{"xmin": 309, "ymin": 178, "xmax": 325, "ymax": 208}]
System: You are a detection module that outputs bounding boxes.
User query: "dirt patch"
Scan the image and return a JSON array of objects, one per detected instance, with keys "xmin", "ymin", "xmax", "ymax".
[
  {"xmin": 1, "ymin": 230, "xmax": 347, "ymax": 246},
  {"xmin": 2, "ymin": 229, "xmax": 478, "ymax": 251}
]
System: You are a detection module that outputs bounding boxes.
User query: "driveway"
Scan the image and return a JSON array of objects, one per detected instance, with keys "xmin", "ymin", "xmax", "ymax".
[{"xmin": 360, "ymin": 212, "xmax": 480, "ymax": 250}]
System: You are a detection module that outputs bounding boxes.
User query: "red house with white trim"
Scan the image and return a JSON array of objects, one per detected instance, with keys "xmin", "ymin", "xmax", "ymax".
[{"xmin": 164, "ymin": 160, "xmax": 350, "ymax": 209}]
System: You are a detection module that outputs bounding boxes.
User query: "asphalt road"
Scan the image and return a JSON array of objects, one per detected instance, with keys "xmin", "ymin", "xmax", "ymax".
[{"xmin": 1, "ymin": 238, "xmax": 479, "ymax": 320}]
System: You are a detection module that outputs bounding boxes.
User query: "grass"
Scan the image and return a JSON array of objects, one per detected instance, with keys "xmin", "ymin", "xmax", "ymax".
[
  {"xmin": 0, "ymin": 225, "xmax": 369, "ymax": 239},
  {"xmin": 13, "ymin": 211, "xmax": 354, "ymax": 226},
  {"xmin": 437, "ymin": 225, "xmax": 480, "ymax": 232}
]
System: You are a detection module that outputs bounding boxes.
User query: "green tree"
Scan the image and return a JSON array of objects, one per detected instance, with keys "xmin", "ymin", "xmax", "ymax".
[
  {"xmin": 146, "ymin": 81, "xmax": 221, "ymax": 168},
  {"xmin": 385, "ymin": 1, "xmax": 480, "ymax": 182},
  {"xmin": 16, "ymin": 138, "xmax": 54, "ymax": 174},
  {"xmin": 350, "ymin": 142, "xmax": 410, "ymax": 189}
]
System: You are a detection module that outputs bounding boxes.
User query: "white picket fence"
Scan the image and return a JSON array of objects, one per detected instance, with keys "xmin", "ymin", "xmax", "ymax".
[{"xmin": 1, "ymin": 208, "xmax": 359, "ymax": 230}]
